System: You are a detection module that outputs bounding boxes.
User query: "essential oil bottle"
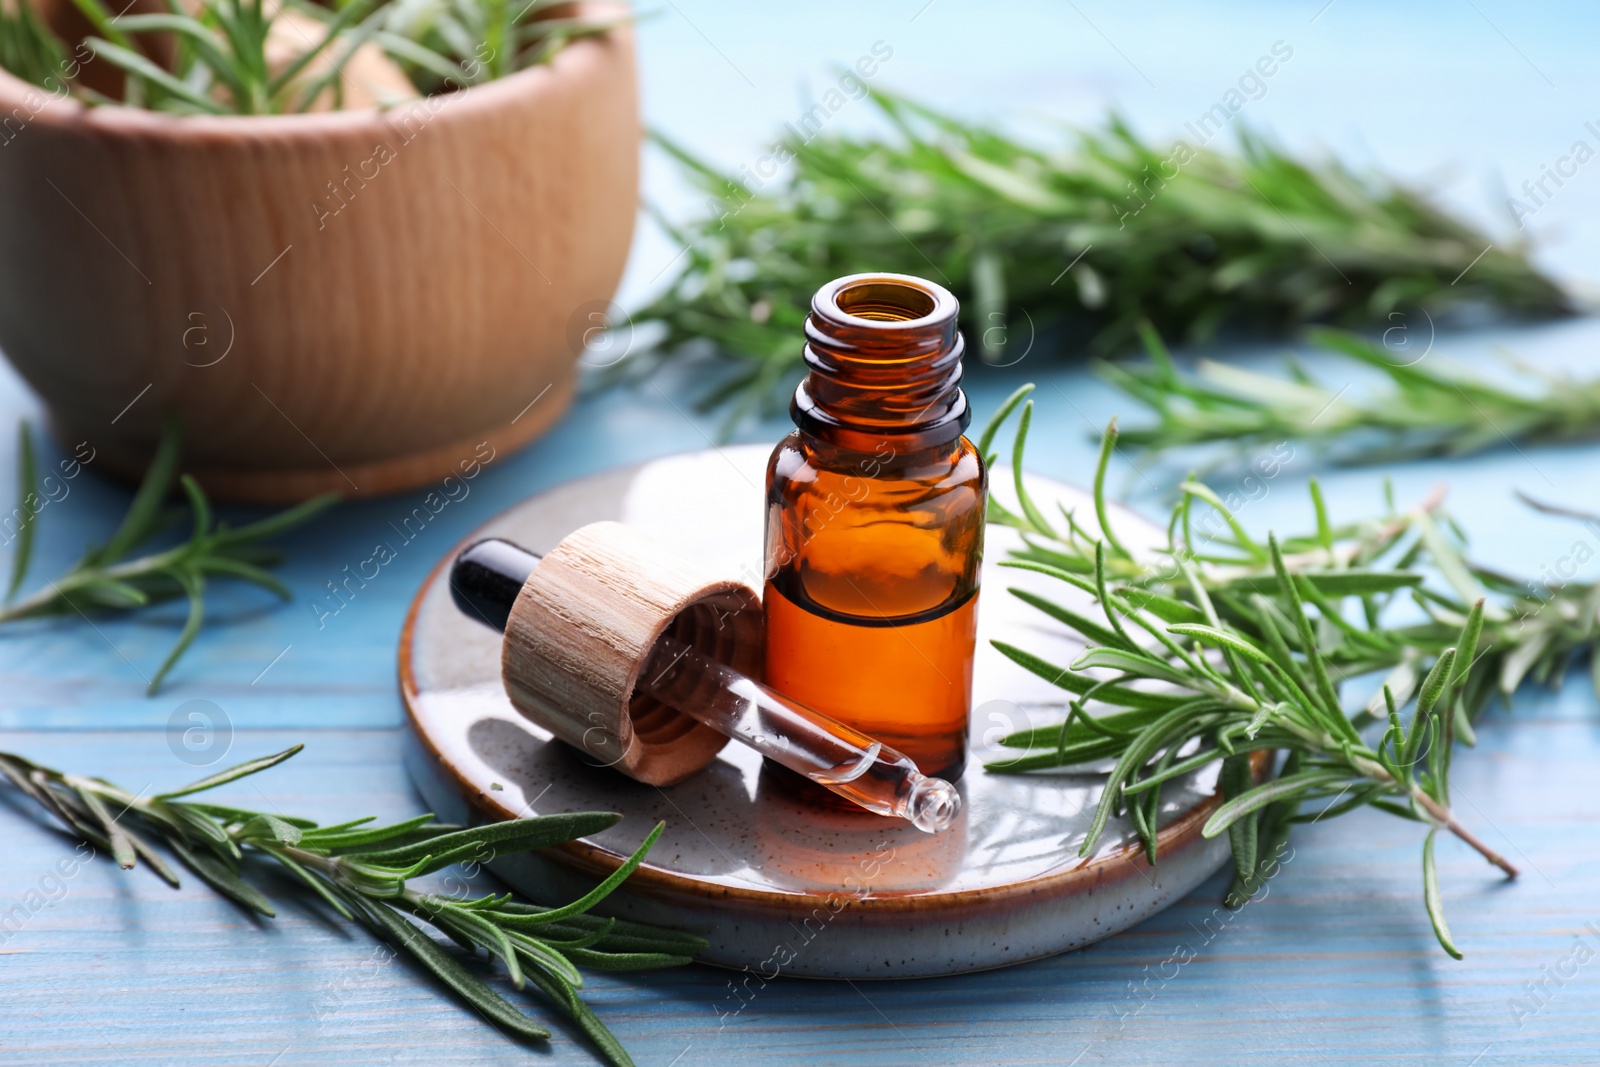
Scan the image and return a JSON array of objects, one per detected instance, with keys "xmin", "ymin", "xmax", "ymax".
[{"xmin": 763, "ymin": 273, "xmax": 986, "ymax": 782}]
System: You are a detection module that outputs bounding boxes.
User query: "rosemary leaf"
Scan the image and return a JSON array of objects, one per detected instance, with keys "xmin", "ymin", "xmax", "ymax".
[
  {"xmin": 1202, "ymin": 770, "xmax": 1350, "ymax": 837},
  {"xmin": 91, "ymin": 418, "xmax": 182, "ymax": 567},
  {"xmin": 354, "ymin": 811, "xmax": 622, "ymax": 869},
  {"xmin": 365, "ymin": 899, "xmax": 552, "ymax": 1040},
  {"xmin": 1423, "ymin": 829, "xmax": 1464, "ymax": 960},
  {"xmin": 489, "ymin": 822, "xmax": 664, "ymax": 928},
  {"xmin": 6, "ymin": 420, "xmax": 35, "ymax": 601},
  {"xmin": 155, "ymin": 744, "xmax": 304, "ymax": 799},
  {"xmin": 1220, "ymin": 753, "xmax": 1258, "ymax": 886}
]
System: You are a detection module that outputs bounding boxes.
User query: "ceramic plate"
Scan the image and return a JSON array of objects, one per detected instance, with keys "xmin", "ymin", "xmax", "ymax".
[{"xmin": 400, "ymin": 446, "xmax": 1237, "ymax": 979}]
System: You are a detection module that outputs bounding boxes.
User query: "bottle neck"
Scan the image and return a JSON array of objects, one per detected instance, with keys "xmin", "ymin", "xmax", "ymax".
[{"xmin": 791, "ymin": 273, "xmax": 970, "ymax": 451}]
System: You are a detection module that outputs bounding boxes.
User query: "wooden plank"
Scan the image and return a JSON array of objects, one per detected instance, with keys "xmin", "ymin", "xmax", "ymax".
[{"xmin": 0, "ymin": 706, "xmax": 1593, "ymax": 1065}]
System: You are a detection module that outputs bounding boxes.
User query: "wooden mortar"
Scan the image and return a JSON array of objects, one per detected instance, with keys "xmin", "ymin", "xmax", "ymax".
[{"xmin": 0, "ymin": 3, "xmax": 637, "ymax": 501}]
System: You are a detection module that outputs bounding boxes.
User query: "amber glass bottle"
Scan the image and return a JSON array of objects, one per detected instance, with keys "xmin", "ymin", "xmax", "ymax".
[{"xmin": 763, "ymin": 273, "xmax": 986, "ymax": 782}]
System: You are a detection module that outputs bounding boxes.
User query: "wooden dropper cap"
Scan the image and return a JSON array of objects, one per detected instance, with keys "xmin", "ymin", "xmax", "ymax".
[{"xmin": 451, "ymin": 521, "xmax": 763, "ymax": 787}]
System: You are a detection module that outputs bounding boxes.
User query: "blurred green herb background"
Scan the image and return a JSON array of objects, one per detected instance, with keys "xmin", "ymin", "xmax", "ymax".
[{"xmin": 628, "ymin": 87, "xmax": 1570, "ymax": 431}]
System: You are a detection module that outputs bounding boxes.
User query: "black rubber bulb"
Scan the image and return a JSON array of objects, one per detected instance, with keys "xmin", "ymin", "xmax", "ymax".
[{"xmin": 449, "ymin": 539, "xmax": 542, "ymax": 634}]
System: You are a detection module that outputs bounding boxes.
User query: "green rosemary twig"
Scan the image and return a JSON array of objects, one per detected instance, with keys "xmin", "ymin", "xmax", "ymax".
[
  {"xmin": 626, "ymin": 86, "xmax": 1568, "ymax": 432},
  {"xmin": 975, "ymin": 386, "xmax": 1600, "ymax": 955},
  {"xmin": 1, "ymin": 419, "xmax": 336, "ymax": 693},
  {"xmin": 0, "ymin": 0, "xmax": 66, "ymax": 89},
  {"xmin": 1101, "ymin": 323, "xmax": 1600, "ymax": 461},
  {"xmin": 3, "ymin": 0, "xmax": 619, "ymax": 114},
  {"xmin": 984, "ymin": 383, "xmax": 1600, "ymax": 723},
  {"xmin": 376, "ymin": 0, "xmax": 624, "ymax": 94},
  {"xmin": 0, "ymin": 744, "xmax": 696, "ymax": 1067}
]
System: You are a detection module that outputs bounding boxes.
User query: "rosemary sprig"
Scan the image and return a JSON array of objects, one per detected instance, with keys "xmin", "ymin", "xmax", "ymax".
[
  {"xmin": 70, "ymin": 0, "xmax": 390, "ymax": 115},
  {"xmin": 1, "ymin": 419, "xmax": 336, "ymax": 693},
  {"xmin": 0, "ymin": 0, "xmax": 67, "ymax": 89},
  {"xmin": 0, "ymin": 744, "xmax": 696, "ymax": 1067},
  {"xmin": 627, "ymin": 87, "xmax": 1568, "ymax": 431},
  {"xmin": 984, "ymin": 384, "xmax": 1600, "ymax": 722},
  {"xmin": 376, "ymin": 0, "xmax": 622, "ymax": 95},
  {"xmin": 973, "ymin": 386, "xmax": 1600, "ymax": 955},
  {"xmin": 2, "ymin": 0, "xmax": 618, "ymax": 114},
  {"xmin": 1102, "ymin": 324, "xmax": 1600, "ymax": 461}
]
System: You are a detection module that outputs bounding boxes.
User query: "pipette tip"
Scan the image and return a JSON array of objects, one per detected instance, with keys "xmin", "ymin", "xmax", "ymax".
[{"xmin": 905, "ymin": 774, "xmax": 962, "ymax": 833}]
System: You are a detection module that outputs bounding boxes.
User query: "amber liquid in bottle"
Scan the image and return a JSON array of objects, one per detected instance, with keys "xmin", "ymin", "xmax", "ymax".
[{"xmin": 763, "ymin": 273, "xmax": 986, "ymax": 782}]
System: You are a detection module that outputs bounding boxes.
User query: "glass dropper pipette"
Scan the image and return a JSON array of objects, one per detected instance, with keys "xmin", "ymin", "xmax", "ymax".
[{"xmin": 451, "ymin": 539, "xmax": 962, "ymax": 833}]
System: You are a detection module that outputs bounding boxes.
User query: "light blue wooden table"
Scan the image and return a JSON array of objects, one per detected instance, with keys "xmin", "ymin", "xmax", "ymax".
[{"xmin": 5, "ymin": 3, "xmax": 1600, "ymax": 1064}]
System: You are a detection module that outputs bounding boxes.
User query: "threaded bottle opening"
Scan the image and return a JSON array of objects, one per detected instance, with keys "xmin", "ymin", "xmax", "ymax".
[
  {"xmin": 794, "ymin": 273, "xmax": 968, "ymax": 444},
  {"xmin": 831, "ymin": 278, "xmax": 941, "ymax": 323}
]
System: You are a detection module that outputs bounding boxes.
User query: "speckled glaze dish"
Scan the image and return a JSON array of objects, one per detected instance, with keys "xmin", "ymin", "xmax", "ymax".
[{"xmin": 400, "ymin": 446, "xmax": 1240, "ymax": 979}]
